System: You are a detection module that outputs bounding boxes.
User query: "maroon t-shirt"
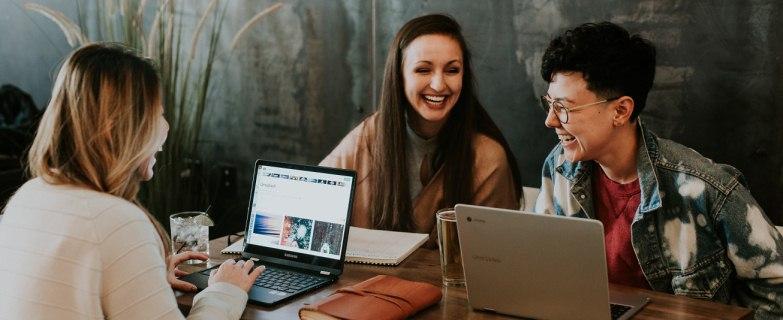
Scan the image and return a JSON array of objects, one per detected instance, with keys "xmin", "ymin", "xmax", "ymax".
[{"xmin": 592, "ymin": 166, "xmax": 651, "ymax": 289}]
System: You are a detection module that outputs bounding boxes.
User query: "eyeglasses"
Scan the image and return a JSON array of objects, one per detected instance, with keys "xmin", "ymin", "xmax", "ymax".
[{"xmin": 539, "ymin": 95, "xmax": 621, "ymax": 124}]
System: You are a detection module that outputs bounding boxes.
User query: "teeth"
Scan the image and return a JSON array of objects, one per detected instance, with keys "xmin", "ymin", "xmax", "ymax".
[
  {"xmin": 558, "ymin": 134, "xmax": 575, "ymax": 142},
  {"xmin": 424, "ymin": 95, "xmax": 446, "ymax": 103}
]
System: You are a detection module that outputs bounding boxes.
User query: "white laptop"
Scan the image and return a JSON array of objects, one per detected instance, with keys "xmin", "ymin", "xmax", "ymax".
[{"xmin": 455, "ymin": 204, "xmax": 650, "ymax": 320}]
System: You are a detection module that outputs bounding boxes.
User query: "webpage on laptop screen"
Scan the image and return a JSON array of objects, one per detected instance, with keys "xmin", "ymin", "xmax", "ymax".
[{"xmin": 246, "ymin": 165, "xmax": 353, "ymax": 260}]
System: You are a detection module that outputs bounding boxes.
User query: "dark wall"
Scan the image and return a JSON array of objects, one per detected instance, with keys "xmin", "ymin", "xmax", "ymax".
[
  {"xmin": 198, "ymin": 0, "xmax": 372, "ymax": 233},
  {"xmin": 363, "ymin": 0, "xmax": 783, "ymax": 225},
  {"xmin": 2, "ymin": 0, "xmax": 782, "ymax": 229}
]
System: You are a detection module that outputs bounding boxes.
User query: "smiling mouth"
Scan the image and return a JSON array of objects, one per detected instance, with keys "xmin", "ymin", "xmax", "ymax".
[
  {"xmin": 423, "ymin": 94, "xmax": 446, "ymax": 105},
  {"xmin": 558, "ymin": 133, "xmax": 575, "ymax": 142}
]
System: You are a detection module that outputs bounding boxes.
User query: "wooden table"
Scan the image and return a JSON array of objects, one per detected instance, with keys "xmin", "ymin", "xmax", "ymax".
[{"xmin": 176, "ymin": 236, "xmax": 753, "ymax": 320}]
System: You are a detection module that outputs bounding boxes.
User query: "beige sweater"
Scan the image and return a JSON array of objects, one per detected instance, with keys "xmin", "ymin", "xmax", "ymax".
[
  {"xmin": 320, "ymin": 114, "xmax": 519, "ymax": 247},
  {"xmin": 0, "ymin": 178, "xmax": 248, "ymax": 319}
]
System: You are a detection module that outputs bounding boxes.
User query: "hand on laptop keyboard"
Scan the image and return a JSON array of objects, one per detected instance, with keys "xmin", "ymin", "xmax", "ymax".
[
  {"xmin": 168, "ymin": 251, "xmax": 210, "ymax": 292},
  {"xmin": 209, "ymin": 258, "xmax": 266, "ymax": 291}
]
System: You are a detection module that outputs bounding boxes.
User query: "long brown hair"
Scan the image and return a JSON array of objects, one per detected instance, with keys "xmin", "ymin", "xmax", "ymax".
[
  {"xmin": 28, "ymin": 43, "xmax": 171, "ymax": 256},
  {"xmin": 370, "ymin": 14, "xmax": 521, "ymax": 231}
]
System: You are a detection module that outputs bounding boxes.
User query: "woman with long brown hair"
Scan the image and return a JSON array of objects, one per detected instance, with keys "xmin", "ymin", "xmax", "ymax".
[
  {"xmin": 0, "ymin": 43, "xmax": 262, "ymax": 319},
  {"xmin": 321, "ymin": 14, "xmax": 521, "ymax": 244}
]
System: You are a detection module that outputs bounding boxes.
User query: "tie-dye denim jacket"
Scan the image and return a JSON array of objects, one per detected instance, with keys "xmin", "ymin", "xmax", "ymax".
[{"xmin": 534, "ymin": 122, "xmax": 783, "ymax": 319}]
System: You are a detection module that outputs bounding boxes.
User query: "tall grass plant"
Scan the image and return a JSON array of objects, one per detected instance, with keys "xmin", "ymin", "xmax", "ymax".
[{"xmin": 26, "ymin": 0, "xmax": 282, "ymax": 229}]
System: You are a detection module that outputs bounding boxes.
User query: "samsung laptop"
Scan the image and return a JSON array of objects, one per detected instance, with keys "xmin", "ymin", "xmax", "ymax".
[
  {"xmin": 183, "ymin": 160, "xmax": 356, "ymax": 306},
  {"xmin": 455, "ymin": 204, "xmax": 650, "ymax": 320}
]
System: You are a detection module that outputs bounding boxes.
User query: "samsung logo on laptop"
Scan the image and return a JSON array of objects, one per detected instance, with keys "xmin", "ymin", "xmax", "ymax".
[
  {"xmin": 284, "ymin": 253, "xmax": 298, "ymax": 259},
  {"xmin": 472, "ymin": 255, "xmax": 501, "ymax": 263}
]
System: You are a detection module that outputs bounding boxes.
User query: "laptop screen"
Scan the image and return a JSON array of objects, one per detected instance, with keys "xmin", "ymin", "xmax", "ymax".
[{"xmin": 244, "ymin": 161, "xmax": 354, "ymax": 265}]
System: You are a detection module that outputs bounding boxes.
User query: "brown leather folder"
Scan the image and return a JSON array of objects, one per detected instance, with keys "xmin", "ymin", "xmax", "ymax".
[{"xmin": 299, "ymin": 275, "xmax": 442, "ymax": 320}]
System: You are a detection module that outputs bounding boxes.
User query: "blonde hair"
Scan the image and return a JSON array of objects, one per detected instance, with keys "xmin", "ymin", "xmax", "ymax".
[{"xmin": 28, "ymin": 43, "xmax": 171, "ymax": 256}]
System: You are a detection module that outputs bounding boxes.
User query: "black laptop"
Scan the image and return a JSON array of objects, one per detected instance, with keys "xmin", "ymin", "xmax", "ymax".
[{"xmin": 182, "ymin": 159, "xmax": 356, "ymax": 306}]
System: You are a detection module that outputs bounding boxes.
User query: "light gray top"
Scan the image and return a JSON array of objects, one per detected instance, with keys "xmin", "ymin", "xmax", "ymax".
[{"xmin": 405, "ymin": 121, "xmax": 438, "ymax": 201}]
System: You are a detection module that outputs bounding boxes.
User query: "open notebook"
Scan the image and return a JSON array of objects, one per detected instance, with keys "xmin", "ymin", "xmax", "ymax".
[
  {"xmin": 222, "ymin": 227, "xmax": 428, "ymax": 266},
  {"xmin": 221, "ymin": 237, "xmax": 245, "ymax": 254},
  {"xmin": 344, "ymin": 227, "xmax": 428, "ymax": 266}
]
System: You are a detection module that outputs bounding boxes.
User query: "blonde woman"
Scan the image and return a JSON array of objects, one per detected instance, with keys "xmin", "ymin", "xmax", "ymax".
[{"xmin": 0, "ymin": 43, "xmax": 263, "ymax": 319}]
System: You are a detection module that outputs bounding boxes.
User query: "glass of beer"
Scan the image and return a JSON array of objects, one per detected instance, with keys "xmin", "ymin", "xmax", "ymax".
[{"xmin": 436, "ymin": 208, "xmax": 465, "ymax": 287}]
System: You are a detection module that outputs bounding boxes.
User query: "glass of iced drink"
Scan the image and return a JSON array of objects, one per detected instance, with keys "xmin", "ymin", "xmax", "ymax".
[{"xmin": 170, "ymin": 211, "xmax": 213, "ymax": 264}]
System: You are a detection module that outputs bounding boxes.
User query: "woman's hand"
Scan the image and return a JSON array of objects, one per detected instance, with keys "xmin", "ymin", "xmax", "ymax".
[
  {"xmin": 209, "ymin": 259, "xmax": 266, "ymax": 292},
  {"xmin": 167, "ymin": 251, "xmax": 208, "ymax": 292}
]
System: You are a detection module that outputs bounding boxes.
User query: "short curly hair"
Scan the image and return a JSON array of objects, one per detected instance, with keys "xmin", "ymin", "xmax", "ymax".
[{"xmin": 541, "ymin": 22, "xmax": 656, "ymax": 120}]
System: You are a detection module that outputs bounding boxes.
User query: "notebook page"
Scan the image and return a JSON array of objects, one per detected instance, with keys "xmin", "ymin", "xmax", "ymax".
[{"xmin": 345, "ymin": 227, "xmax": 428, "ymax": 265}]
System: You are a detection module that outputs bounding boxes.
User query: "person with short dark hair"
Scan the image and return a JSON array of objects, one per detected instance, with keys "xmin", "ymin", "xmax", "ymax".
[{"xmin": 534, "ymin": 21, "xmax": 783, "ymax": 318}]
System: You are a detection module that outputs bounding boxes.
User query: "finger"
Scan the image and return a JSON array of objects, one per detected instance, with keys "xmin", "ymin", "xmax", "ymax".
[
  {"xmin": 169, "ymin": 252, "xmax": 189, "ymax": 265},
  {"xmin": 171, "ymin": 252, "xmax": 209, "ymax": 265},
  {"xmin": 248, "ymin": 265, "xmax": 265, "ymax": 281},
  {"xmin": 242, "ymin": 259, "xmax": 254, "ymax": 273},
  {"xmin": 168, "ymin": 253, "xmax": 192, "ymax": 267},
  {"xmin": 210, "ymin": 269, "xmax": 217, "ymax": 277},
  {"xmin": 174, "ymin": 268, "xmax": 188, "ymax": 277},
  {"xmin": 235, "ymin": 260, "xmax": 245, "ymax": 268},
  {"xmin": 219, "ymin": 259, "xmax": 235, "ymax": 272},
  {"xmin": 185, "ymin": 252, "xmax": 209, "ymax": 261},
  {"xmin": 249, "ymin": 265, "xmax": 266, "ymax": 279},
  {"xmin": 170, "ymin": 278, "xmax": 198, "ymax": 292}
]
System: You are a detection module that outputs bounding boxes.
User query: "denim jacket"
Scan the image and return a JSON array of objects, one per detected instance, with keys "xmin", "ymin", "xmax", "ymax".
[{"xmin": 534, "ymin": 121, "xmax": 783, "ymax": 319}]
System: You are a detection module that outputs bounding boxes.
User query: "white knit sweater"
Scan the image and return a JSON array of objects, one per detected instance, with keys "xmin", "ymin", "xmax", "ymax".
[{"xmin": 0, "ymin": 178, "xmax": 248, "ymax": 319}]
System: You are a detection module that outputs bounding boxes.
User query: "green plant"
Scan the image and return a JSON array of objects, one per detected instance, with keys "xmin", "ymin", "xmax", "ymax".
[{"xmin": 26, "ymin": 0, "xmax": 282, "ymax": 228}]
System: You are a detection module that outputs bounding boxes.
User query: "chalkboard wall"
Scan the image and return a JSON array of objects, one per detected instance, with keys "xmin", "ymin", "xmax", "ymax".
[{"xmin": 2, "ymin": 0, "xmax": 781, "ymax": 231}]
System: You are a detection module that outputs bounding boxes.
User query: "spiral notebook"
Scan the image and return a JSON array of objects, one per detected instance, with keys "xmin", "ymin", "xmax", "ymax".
[
  {"xmin": 222, "ymin": 227, "xmax": 429, "ymax": 265},
  {"xmin": 344, "ymin": 227, "xmax": 429, "ymax": 266},
  {"xmin": 221, "ymin": 237, "xmax": 245, "ymax": 254}
]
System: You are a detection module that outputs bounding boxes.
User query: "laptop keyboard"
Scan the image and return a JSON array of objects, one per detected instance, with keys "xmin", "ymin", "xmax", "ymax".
[
  {"xmin": 610, "ymin": 303, "xmax": 632, "ymax": 319},
  {"xmin": 252, "ymin": 267, "xmax": 328, "ymax": 293},
  {"xmin": 198, "ymin": 265, "xmax": 328, "ymax": 294}
]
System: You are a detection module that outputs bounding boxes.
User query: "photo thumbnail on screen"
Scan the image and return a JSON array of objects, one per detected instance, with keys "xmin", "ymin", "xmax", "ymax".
[
  {"xmin": 280, "ymin": 216, "xmax": 314, "ymax": 250},
  {"xmin": 252, "ymin": 213, "xmax": 283, "ymax": 237},
  {"xmin": 310, "ymin": 221, "xmax": 345, "ymax": 255}
]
